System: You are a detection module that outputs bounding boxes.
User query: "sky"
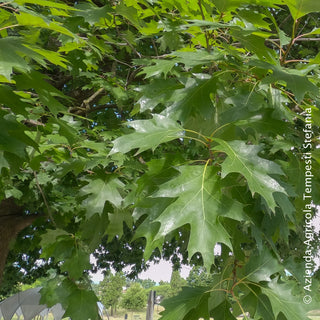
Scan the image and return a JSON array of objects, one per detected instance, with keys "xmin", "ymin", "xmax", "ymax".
[{"xmin": 90, "ymin": 259, "xmax": 192, "ymax": 284}]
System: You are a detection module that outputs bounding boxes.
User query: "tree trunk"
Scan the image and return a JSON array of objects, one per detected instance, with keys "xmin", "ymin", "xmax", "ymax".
[
  {"xmin": 0, "ymin": 198, "xmax": 38, "ymax": 286},
  {"xmin": 146, "ymin": 290, "xmax": 155, "ymax": 320}
]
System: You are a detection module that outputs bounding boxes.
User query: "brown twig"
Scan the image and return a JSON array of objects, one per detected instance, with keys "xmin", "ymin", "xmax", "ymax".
[{"xmin": 80, "ymin": 88, "xmax": 105, "ymax": 111}]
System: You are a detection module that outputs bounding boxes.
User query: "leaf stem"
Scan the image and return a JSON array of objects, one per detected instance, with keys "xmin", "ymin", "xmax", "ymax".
[
  {"xmin": 0, "ymin": 24, "xmax": 19, "ymax": 32},
  {"xmin": 210, "ymin": 123, "xmax": 231, "ymax": 138},
  {"xmin": 184, "ymin": 135, "xmax": 208, "ymax": 147},
  {"xmin": 184, "ymin": 129, "xmax": 208, "ymax": 141}
]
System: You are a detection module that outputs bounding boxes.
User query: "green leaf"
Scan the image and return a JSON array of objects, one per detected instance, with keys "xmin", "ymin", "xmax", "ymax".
[
  {"xmin": 212, "ymin": 139, "xmax": 286, "ymax": 210},
  {"xmin": 40, "ymin": 229, "xmax": 70, "ymax": 247},
  {"xmin": 212, "ymin": 0, "xmax": 281, "ymax": 13},
  {"xmin": 231, "ymin": 29, "xmax": 275, "ymax": 63},
  {"xmin": 15, "ymin": 71, "xmax": 69, "ymax": 115},
  {"xmin": 61, "ymin": 249, "xmax": 91, "ymax": 279},
  {"xmin": 0, "ymin": 112, "xmax": 38, "ymax": 159},
  {"xmin": 160, "ymin": 286, "xmax": 210, "ymax": 320},
  {"xmin": 165, "ymin": 75, "xmax": 217, "ymax": 123},
  {"xmin": 284, "ymin": 0, "xmax": 320, "ymax": 19},
  {"xmin": 0, "ymin": 85, "xmax": 31, "ymax": 116},
  {"xmin": 0, "ymin": 38, "xmax": 31, "ymax": 80},
  {"xmin": 16, "ymin": 11, "xmax": 75, "ymax": 38},
  {"xmin": 212, "ymin": 0, "xmax": 246, "ymax": 12},
  {"xmin": 158, "ymin": 31, "xmax": 183, "ymax": 51},
  {"xmin": 81, "ymin": 175, "xmax": 124, "ymax": 218},
  {"xmin": 210, "ymin": 300, "xmax": 236, "ymax": 320},
  {"xmin": 151, "ymin": 165, "xmax": 244, "ymax": 269},
  {"xmin": 133, "ymin": 197, "xmax": 175, "ymax": 259},
  {"xmin": 116, "ymin": 2, "xmax": 142, "ymax": 28},
  {"xmin": 260, "ymin": 279, "xmax": 310, "ymax": 320},
  {"xmin": 172, "ymin": 49, "xmax": 224, "ymax": 69},
  {"xmin": 0, "ymin": 151, "xmax": 10, "ymax": 172},
  {"xmin": 110, "ymin": 115, "xmax": 184, "ymax": 155},
  {"xmin": 63, "ymin": 285, "xmax": 99, "ymax": 320},
  {"xmin": 136, "ymin": 79, "xmax": 182, "ymax": 112},
  {"xmin": 244, "ymin": 250, "xmax": 283, "ymax": 283},
  {"xmin": 270, "ymin": 67, "xmax": 318, "ymax": 102},
  {"xmin": 139, "ymin": 59, "xmax": 176, "ymax": 79},
  {"xmin": 75, "ymin": 3, "xmax": 111, "ymax": 25},
  {"xmin": 252, "ymin": 60, "xmax": 319, "ymax": 102},
  {"xmin": 80, "ymin": 213, "xmax": 109, "ymax": 250},
  {"xmin": 15, "ymin": 0, "xmax": 75, "ymax": 10},
  {"xmin": 106, "ymin": 208, "xmax": 133, "ymax": 241},
  {"xmin": 23, "ymin": 44, "xmax": 68, "ymax": 69},
  {"xmin": 40, "ymin": 229, "xmax": 73, "ymax": 259}
]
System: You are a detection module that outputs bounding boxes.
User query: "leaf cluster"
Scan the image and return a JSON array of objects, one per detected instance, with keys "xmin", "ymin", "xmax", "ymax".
[{"xmin": 0, "ymin": 0, "xmax": 319, "ymax": 319}]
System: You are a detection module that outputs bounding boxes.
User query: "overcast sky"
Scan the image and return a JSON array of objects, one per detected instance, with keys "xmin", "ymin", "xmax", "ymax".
[{"xmin": 90, "ymin": 259, "xmax": 191, "ymax": 284}]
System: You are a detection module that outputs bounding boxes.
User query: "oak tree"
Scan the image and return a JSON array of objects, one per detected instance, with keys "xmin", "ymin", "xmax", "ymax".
[{"xmin": 0, "ymin": 0, "xmax": 319, "ymax": 319}]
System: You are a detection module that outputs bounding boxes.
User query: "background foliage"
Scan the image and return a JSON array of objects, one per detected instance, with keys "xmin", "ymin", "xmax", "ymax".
[{"xmin": 0, "ymin": 0, "xmax": 320, "ymax": 319}]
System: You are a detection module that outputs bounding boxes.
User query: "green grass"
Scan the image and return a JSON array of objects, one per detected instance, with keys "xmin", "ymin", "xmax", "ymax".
[{"xmin": 106, "ymin": 306, "xmax": 163, "ymax": 320}]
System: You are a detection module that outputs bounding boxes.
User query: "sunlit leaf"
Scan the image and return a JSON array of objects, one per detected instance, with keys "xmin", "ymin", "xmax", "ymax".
[{"xmin": 110, "ymin": 115, "xmax": 184, "ymax": 155}]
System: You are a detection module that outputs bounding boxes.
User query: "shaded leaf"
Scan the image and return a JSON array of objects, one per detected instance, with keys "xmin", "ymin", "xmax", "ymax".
[
  {"xmin": 260, "ymin": 279, "xmax": 310, "ymax": 320},
  {"xmin": 244, "ymin": 250, "xmax": 283, "ymax": 283},
  {"xmin": 106, "ymin": 208, "xmax": 133, "ymax": 241},
  {"xmin": 0, "ymin": 38, "xmax": 31, "ymax": 80},
  {"xmin": 81, "ymin": 176, "xmax": 124, "ymax": 218},
  {"xmin": 252, "ymin": 60, "xmax": 319, "ymax": 102},
  {"xmin": 165, "ymin": 76, "xmax": 217, "ymax": 123},
  {"xmin": 61, "ymin": 249, "xmax": 91, "ymax": 279},
  {"xmin": 160, "ymin": 286, "xmax": 210, "ymax": 320},
  {"xmin": 63, "ymin": 286, "xmax": 99, "ymax": 320},
  {"xmin": 212, "ymin": 139, "xmax": 286, "ymax": 210},
  {"xmin": 0, "ymin": 112, "xmax": 38, "ymax": 159}
]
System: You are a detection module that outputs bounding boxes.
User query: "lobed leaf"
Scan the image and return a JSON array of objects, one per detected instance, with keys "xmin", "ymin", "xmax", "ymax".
[
  {"xmin": 110, "ymin": 114, "xmax": 184, "ymax": 155},
  {"xmin": 212, "ymin": 139, "xmax": 286, "ymax": 210},
  {"xmin": 151, "ymin": 165, "xmax": 244, "ymax": 269}
]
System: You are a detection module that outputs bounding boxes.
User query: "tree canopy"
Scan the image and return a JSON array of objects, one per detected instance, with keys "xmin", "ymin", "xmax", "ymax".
[
  {"xmin": 0, "ymin": 0, "xmax": 320, "ymax": 319},
  {"xmin": 98, "ymin": 272, "xmax": 126, "ymax": 316}
]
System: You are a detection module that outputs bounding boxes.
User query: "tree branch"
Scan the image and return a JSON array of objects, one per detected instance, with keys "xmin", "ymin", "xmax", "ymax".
[{"xmin": 81, "ymin": 88, "xmax": 105, "ymax": 110}]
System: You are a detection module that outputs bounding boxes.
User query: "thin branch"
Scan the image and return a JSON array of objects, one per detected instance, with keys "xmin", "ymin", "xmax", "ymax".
[
  {"xmin": 22, "ymin": 119, "xmax": 45, "ymax": 127},
  {"xmin": 284, "ymin": 59, "xmax": 309, "ymax": 64},
  {"xmin": 151, "ymin": 38, "xmax": 159, "ymax": 58},
  {"xmin": 106, "ymin": 54, "xmax": 133, "ymax": 68},
  {"xmin": 0, "ymin": 24, "xmax": 19, "ymax": 32},
  {"xmin": 0, "ymin": 2, "xmax": 19, "ymax": 12},
  {"xmin": 280, "ymin": 18, "xmax": 300, "ymax": 65},
  {"xmin": 69, "ymin": 103, "xmax": 118, "ymax": 116},
  {"xmin": 122, "ymin": 37, "xmax": 142, "ymax": 58},
  {"xmin": 33, "ymin": 171, "xmax": 56, "ymax": 227},
  {"xmin": 267, "ymin": 37, "xmax": 320, "ymax": 42},
  {"xmin": 0, "ymin": 1, "xmax": 12, "ymax": 6},
  {"xmin": 81, "ymin": 87, "xmax": 105, "ymax": 110}
]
